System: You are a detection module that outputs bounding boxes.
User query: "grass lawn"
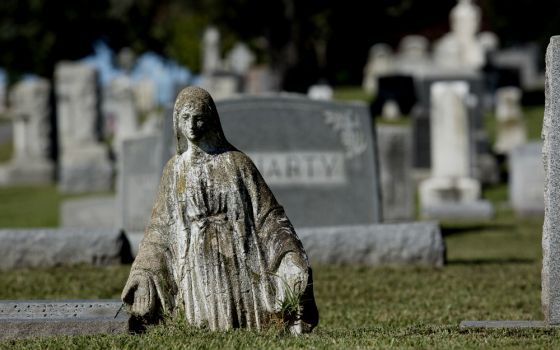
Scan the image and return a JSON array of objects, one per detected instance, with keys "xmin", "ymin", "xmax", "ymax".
[{"xmin": 0, "ymin": 183, "xmax": 555, "ymax": 349}]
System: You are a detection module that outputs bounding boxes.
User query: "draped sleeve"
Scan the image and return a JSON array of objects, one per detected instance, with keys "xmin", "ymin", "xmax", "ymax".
[
  {"xmin": 123, "ymin": 156, "xmax": 179, "ymax": 314},
  {"xmin": 233, "ymin": 152, "xmax": 319, "ymax": 331}
]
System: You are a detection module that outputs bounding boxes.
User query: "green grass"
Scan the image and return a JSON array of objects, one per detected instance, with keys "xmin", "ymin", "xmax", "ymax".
[
  {"xmin": 332, "ymin": 86, "xmax": 372, "ymax": 103},
  {"xmin": 0, "ymin": 184, "xmax": 554, "ymax": 349},
  {"xmin": 0, "ymin": 186, "xmax": 115, "ymax": 227},
  {"xmin": 0, "ymin": 186, "xmax": 62, "ymax": 227},
  {"xmin": 0, "ymin": 140, "xmax": 12, "ymax": 163}
]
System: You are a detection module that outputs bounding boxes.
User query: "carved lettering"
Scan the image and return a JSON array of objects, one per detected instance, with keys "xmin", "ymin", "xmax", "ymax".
[{"xmin": 248, "ymin": 152, "xmax": 347, "ymax": 186}]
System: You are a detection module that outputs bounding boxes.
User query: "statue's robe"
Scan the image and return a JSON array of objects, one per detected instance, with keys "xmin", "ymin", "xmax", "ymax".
[{"xmin": 125, "ymin": 149, "xmax": 318, "ymax": 331}]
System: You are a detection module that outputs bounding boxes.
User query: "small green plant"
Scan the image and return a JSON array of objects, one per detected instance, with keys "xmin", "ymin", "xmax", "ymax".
[{"xmin": 272, "ymin": 274, "xmax": 303, "ymax": 329}]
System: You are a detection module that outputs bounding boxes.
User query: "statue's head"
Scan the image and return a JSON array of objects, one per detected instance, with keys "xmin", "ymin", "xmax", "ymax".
[{"xmin": 173, "ymin": 86, "xmax": 227, "ymax": 154}]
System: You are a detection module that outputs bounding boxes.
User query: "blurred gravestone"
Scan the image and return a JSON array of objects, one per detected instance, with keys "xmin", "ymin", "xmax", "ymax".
[
  {"xmin": 216, "ymin": 95, "xmax": 382, "ymax": 229},
  {"xmin": 492, "ymin": 44, "xmax": 543, "ymax": 90},
  {"xmin": 133, "ymin": 79, "xmax": 156, "ymax": 113},
  {"xmin": 55, "ymin": 61, "xmax": 112, "ymax": 193},
  {"xmin": 202, "ymin": 26, "xmax": 222, "ymax": 74},
  {"xmin": 118, "ymin": 135, "xmax": 170, "ymax": 234},
  {"xmin": 245, "ymin": 65, "xmax": 281, "ymax": 94},
  {"xmin": 199, "ymin": 73, "xmax": 241, "ymax": 101},
  {"xmin": 0, "ymin": 72, "xmax": 5, "ymax": 114},
  {"xmin": 377, "ymin": 124, "xmax": 414, "ymax": 221},
  {"xmin": 494, "ymin": 87, "xmax": 527, "ymax": 155},
  {"xmin": 226, "ymin": 42, "xmax": 255, "ymax": 76},
  {"xmin": 509, "ymin": 142, "xmax": 544, "ymax": 216},
  {"xmin": 0, "ymin": 78, "xmax": 54, "ymax": 185},
  {"xmin": 103, "ymin": 76, "xmax": 139, "ymax": 156},
  {"xmin": 419, "ymin": 81, "xmax": 492, "ymax": 219},
  {"xmin": 411, "ymin": 73, "xmax": 498, "ymax": 186},
  {"xmin": 395, "ymin": 35, "xmax": 431, "ymax": 76},
  {"xmin": 362, "ymin": 43, "xmax": 395, "ymax": 96}
]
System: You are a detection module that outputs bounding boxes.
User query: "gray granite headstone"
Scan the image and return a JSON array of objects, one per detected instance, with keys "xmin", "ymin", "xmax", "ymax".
[
  {"xmin": 216, "ymin": 95, "xmax": 382, "ymax": 229},
  {"xmin": 0, "ymin": 78, "xmax": 54, "ymax": 185},
  {"xmin": 55, "ymin": 61, "xmax": 112, "ymax": 193},
  {"xmin": 509, "ymin": 142, "xmax": 544, "ymax": 216},
  {"xmin": 118, "ymin": 135, "xmax": 168, "ymax": 234},
  {"xmin": 542, "ymin": 35, "xmax": 560, "ymax": 325},
  {"xmin": 61, "ymin": 195, "xmax": 116, "ymax": 228},
  {"xmin": 377, "ymin": 124, "xmax": 414, "ymax": 221},
  {"xmin": 0, "ymin": 300, "xmax": 129, "ymax": 339}
]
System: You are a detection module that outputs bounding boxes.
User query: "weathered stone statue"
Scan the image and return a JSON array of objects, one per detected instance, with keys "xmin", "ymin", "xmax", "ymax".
[{"xmin": 122, "ymin": 86, "xmax": 318, "ymax": 333}]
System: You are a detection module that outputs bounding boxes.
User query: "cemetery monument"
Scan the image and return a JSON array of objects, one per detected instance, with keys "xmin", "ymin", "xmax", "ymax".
[
  {"xmin": 55, "ymin": 61, "xmax": 112, "ymax": 193},
  {"xmin": 0, "ymin": 78, "xmax": 54, "ymax": 185},
  {"xmin": 122, "ymin": 86, "xmax": 319, "ymax": 333},
  {"xmin": 419, "ymin": 81, "xmax": 493, "ymax": 218}
]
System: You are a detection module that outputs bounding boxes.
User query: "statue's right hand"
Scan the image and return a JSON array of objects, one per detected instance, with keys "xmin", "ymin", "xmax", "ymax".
[{"xmin": 121, "ymin": 274, "xmax": 156, "ymax": 317}]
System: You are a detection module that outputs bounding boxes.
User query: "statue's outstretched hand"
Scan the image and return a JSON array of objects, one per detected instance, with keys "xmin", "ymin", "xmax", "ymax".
[{"xmin": 121, "ymin": 273, "xmax": 156, "ymax": 317}]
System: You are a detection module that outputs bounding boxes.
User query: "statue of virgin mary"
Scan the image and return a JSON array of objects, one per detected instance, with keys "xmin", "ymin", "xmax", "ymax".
[{"xmin": 122, "ymin": 86, "xmax": 318, "ymax": 333}]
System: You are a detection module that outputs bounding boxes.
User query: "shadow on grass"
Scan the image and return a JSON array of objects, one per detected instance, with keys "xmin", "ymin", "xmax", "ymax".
[
  {"xmin": 447, "ymin": 258, "xmax": 535, "ymax": 266},
  {"xmin": 441, "ymin": 224, "xmax": 515, "ymax": 237}
]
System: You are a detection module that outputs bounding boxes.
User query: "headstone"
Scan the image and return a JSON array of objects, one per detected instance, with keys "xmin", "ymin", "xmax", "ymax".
[
  {"xmin": 478, "ymin": 31, "xmax": 499, "ymax": 54},
  {"xmin": 198, "ymin": 73, "xmax": 241, "ymax": 100},
  {"xmin": 377, "ymin": 125, "xmax": 414, "ymax": 221},
  {"xmin": 0, "ymin": 78, "xmax": 54, "ymax": 185},
  {"xmin": 307, "ymin": 83, "xmax": 333, "ymax": 100},
  {"xmin": 494, "ymin": 87, "xmax": 527, "ymax": 154},
  {"xmin": 509, "ymin": 142, "xmax": 544, "ymax": 216},
  {"xmin": 411, "ymin": 72, "xmax": 496, "ymax": 185},
  {"xmin": 491, "ymin": 44, "xmax": 543, "ymax": 90},
  {"xmin": 61, "ymin": 195, "xmax": 116, "ymax": 228},
  {"xmin": 55, "ymin": 61, "xmax": 112, "ymax": 193},
  {"xmin": 396, "ymin": 35, "xmax": 431, "ymax": 76},
  {"xmin": 362, "ymin": 43, "xmax": 395, "ymax": 96},
  {"xmin": 0, "ymin": 300, "xmax": 129, "ymax": 340},
  {"xmin": 381, "ymin": 100, "xmax": 401, "ymax": 121},
  {"xmin": 245, "ymin": 65, "xmax": 281, "ymax": 94},
  {"xmin": 419, "ymin": 81, "xmax": 492, "ymax": 219},
  {"xmin": 117, "ymin": 47, "xmax": 136, "ymax": 73},
  {"xmin": 433, "ymin": 0, "xmax": 484, "ymax": 71},
  {"xmin": 542, "ymin": 35, "xmax": 560, "ymax": 325},
  {"xmin": 216, "ymin": 95, "xmax": 382, "ymax": 229},
  {"xmin": 0, "ymin": 75, "xmax": 5, "ymax": 114},
  {"xmin": 298, "ymin": 222, "xmax": 444, "ymax": 267},
  {"xmin": 118, "ymin": 135, "xmax": 168, "ymax": 234},
  {"xmin": 0, "ymin": 229, "xmax": 131, "ymax": 269},
  {"xmin": 225, "ymin": 42, "xmax": 255, "ymax": 75},
  {"xmin": 133, "ymin": 79, "xmax": 156, "ymax": 113},
  {"xmin": 202, "ymin": 26, "xmax": 222, "ymax": 74},
  {"xmin": 103, "ymin": 75, "xmax": 139, "ymax": 156}
]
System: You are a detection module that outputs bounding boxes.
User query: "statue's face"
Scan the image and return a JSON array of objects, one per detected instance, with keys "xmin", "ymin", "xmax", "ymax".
[{"xmin": 179, "ymin": 103, "xmax": 208, "ymax": 142}]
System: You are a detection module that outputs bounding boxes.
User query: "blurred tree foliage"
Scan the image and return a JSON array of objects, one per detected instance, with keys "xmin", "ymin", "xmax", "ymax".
[{"xmin": 0, "ymin": 0, "xmax": 559, "ymax": 88}]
